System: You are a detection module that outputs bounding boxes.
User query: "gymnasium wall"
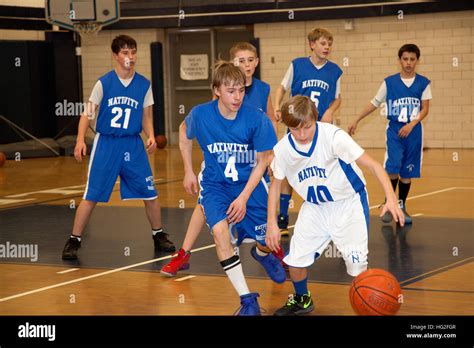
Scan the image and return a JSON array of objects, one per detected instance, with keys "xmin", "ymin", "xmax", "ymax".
[
  {"xmin": 0, "ymin": 0, "xmax": 42, "ymax": 6},
  {"xmin": 1, "ymin": 5, "xmax": 472, "ymax": 148},
  {"xmin": 256, "ymin": 10, "xmax": 473, "ymax": 148},
  {"xmin": 0, "ymin": 1, "xmax": 44, "ymax": 39},
  {"xmin": 79, "ymin": 10, "xmax": 472, "ymax": 148}
]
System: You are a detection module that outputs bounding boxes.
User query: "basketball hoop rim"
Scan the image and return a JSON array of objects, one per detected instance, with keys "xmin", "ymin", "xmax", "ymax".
[{"xmin": 73, "ymin": 21, "xmax": 103, "ymax": 37}]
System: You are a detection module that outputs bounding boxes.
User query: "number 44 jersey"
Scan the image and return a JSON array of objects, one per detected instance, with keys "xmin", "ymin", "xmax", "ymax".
[
  {"xmin": 185, "ymin": 100, "xmax": 277, "ymax": 185},
  {"xmin": 272, "ymin": 123, "xmax": 367, "ymax": 205}
]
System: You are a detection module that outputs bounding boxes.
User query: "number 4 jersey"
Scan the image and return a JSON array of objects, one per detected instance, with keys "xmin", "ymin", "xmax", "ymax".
[
  {"xmin": 272, "ymin": 123, "xmax": 367, "ymax": 205},
  {"xmin": 185, "ymin": 100, "xmax": 277, "ymax": 185},
  {"xmin": 94, "ymin": 70, "xmax": 152, "ymax": 136}
]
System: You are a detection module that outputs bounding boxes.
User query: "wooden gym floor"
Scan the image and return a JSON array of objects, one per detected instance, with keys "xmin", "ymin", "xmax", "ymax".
[{"xmin": 0, "ymin": 147, "xmax": 473, "ymax": 315}]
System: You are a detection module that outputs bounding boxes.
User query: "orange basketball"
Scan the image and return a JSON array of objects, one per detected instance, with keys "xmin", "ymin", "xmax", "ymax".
[
  {"xmin": 349, "ymin": 268, "xmax": 402, "ymax": 316},
  {"xmin": 0, "ymin": 152, "xmax": 6, "ymax": 167},
  {"xmin": 155, "ymin": 135, "xmax": 167, "ymax": 149}
]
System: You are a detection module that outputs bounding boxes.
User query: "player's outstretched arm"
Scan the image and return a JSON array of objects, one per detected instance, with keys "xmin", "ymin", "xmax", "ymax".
[
  {"xmin": 142, "ymin": 106, "xmax": 156, "ymax": 154},
  {"xmin": 320, "ymin": 96, "xmax": 341, "ymax": 123},
  {"xmin": 273, "ymin": 85, "xmax": 287, "ymax": 121},
  {"xmin": 348, "ymin": 102, "xmax": 378, "ymax": 136},
  {"xmin": 74, "ymin": 102, "xmax": 97, "ymax": 162},
  {"xmin": 355, "ymin": 152, "xmax": 405, "ymax": 226},
  {"xmin": 179, "ymin": 121, "xmax": 198, "ymax": 195},
  {"xmin": 227, "ymin": 150, "xmax": 272, "ymax": 224},
  {"xmin": 266, "ymin": 176, "xmax": 282, "ymax": 252}
]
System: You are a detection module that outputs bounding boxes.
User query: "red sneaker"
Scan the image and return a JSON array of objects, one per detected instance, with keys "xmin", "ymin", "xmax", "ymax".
[
  {"xmin": 272, "ymin": 248, "xmax": 289, "ymax": 271},
  {"xmin": 160, "ymin": 248, "xmax": 191, "ymax": 277}
]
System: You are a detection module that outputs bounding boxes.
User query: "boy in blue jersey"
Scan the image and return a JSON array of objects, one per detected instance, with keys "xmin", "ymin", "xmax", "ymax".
[
  {"xmin": 179, "ymin": 60, "xmax": 285, "ymax": 315},
  {"xmin": 62, "ymin": 35, "xmax": 175, "ymax": 260},
  {"xmin": 273, "ymin": 28, "xmax": 343, "ymax": 234},
  {"xmin": 348, "ymin": 44, "xmax": 432, "ymax": 224},
  {"xmin": 230, "ymin": 42, "xmax": 277, "ymax": 132},
  {"xmin": 161, "ymin": 42, "xmax": 284, "ymax": 277}
]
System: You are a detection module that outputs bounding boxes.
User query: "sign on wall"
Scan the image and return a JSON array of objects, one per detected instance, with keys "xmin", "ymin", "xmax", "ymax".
[{"xmin": 180, "ymin": 54, "xmax": 209, "ymax": 80}]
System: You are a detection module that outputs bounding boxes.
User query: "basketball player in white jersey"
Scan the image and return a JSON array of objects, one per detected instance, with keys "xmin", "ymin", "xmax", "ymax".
[{"xmin": 266, "ymin": 95, "xmax": 404, "ymax": 315}]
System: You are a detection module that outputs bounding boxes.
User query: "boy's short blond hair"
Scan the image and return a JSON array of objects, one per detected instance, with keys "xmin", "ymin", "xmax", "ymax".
[
  {"xmin": 229, "ymin": 42, "xmax": 258, "ymax": 59},
  {"xmin": 282, "ymin": 95, "xmax": 318, "ymax": 128},
  {"xmin": 212, "ymin": 59, "xmax": 246, "ymax": 90},
  {"xmin": 307, "ymin": 28, "xmax": 333, "ymax": 43}
]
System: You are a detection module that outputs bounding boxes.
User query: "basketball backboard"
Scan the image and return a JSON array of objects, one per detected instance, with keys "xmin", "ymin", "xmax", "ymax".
[{"xmin": 45, "ymin": 0, "xmax": 120, "ymax": 35}]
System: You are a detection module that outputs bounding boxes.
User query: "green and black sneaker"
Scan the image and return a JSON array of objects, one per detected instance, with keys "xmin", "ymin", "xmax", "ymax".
[{"xmin": 274, "ymin": 292, "xmax": 314, "ymax": 316}]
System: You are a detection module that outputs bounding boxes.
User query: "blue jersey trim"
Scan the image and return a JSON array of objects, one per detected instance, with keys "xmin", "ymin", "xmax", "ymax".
[
  {"xmin": 337, "ymin": 159, "xmax": 369, "ymax": 233},
  {"xmin": 287, "ymin": 124, "xmax": 319, "ymax": 158}
]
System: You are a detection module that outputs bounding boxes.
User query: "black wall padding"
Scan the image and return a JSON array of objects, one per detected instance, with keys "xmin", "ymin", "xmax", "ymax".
[
  {"xmin": 150, "ymin": 42, "xmax": 166, "ymax": 136},
  {"xmin": 250, "ymin": 38, "xmax": 260, "ymax": 80},
  {"xmin": 0, "ymin": 40, "xmax": 56, "ymax": 144},
  {"xmin": 46, "ymin": 31, "xmax": 81, "ymax": 139}
]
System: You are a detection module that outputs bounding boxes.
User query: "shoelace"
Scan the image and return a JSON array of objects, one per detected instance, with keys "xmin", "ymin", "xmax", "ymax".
[{"xmin": 286, "ymin": 296, "xmax": 297, "ymax": 307}]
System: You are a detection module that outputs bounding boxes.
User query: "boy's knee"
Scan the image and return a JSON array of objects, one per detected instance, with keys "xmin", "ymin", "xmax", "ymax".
[
  {"xmin": 212, "ymin": 222, "xmax": 229, "ymax": 245},
  {"xmin": 81, "ymin": 199, "xmax": 97, "ymax": 208},
  {"xmin": 144, "ymin": 198, "xmax": 159, "ymax": 206}
]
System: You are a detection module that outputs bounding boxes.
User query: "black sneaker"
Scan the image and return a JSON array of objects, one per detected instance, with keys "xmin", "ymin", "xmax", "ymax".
[
  {"xmin": 277, "ymin": 214, "xmax": 289, "ymax": 236},
  {"xmin": 153, "ymin": 232, "xmax": 176, "ymax": 252},
  {"xmin": 274, "ymin": 292, "xmax": 314, "ymax": 316},
  {"xmin": 62, "ymin": 237, "xmax": 81, "ymax": 260}
]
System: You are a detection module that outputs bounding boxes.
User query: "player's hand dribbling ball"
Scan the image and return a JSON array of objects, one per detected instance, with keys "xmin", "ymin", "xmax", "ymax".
[
  {"xmin": 0, "ymin": 152, "xmax": 6, "ymax": 167},
  {"xmin": 155, "ymin": 135, "xmax": 167, "ymax": 149},
  {"xmin": 349, "ymin": 268, "xmax": 402, "ymax": 316}
]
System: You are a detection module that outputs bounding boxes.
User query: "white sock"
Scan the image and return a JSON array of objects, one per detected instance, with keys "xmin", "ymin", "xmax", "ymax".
[
  {"xmin": 256, "ymin": 247, "xmax": 269, "ymax": 257},
  {"xmin": 70, "ymin": 235, "xmax": 81, "ymax": 242},
  {"xmin": 220, "ymin": 255, "xmax": 250, "ymax": 296},
  {"xmin": 152, "ymin": 228, "xmax": 163, "ymax": 236}
]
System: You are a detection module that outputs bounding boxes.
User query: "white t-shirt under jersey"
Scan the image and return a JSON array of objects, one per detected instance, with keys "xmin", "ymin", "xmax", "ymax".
[
  {"xmin": 272, "ymin": 123, "xmax": 366, "ymax": 204},
  {"xmin": 371, "ymin": 77, "xmax": 432, "ymax": 107},
  {"xmin": 89, "ymin": 72, "xmax": 154, "ymax": 107}
]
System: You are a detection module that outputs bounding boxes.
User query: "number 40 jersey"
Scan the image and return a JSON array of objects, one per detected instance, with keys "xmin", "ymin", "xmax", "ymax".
[{"xmin": 272, "ymin": 123, "xmax": 367, "ymax": 205}]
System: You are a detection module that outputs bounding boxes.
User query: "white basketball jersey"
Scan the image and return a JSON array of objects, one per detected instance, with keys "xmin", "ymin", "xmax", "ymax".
[{"xmin": 272, "ymin": 123, "xmax": 366, "ymax": 205}]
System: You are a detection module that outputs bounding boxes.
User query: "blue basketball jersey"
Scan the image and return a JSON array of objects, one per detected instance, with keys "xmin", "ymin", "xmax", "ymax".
[
  {"xmin": 96, "ymin": 71, "xmax": 150, "ymax": 136},
  {"xmin": 244, "ymin": 78, "xmax": 270, "ymax": 113},
  {"xmin": 185, "ymin": 99, "xmax": 277, "ymax": 185},
  {"xmin": 385, "ymin": 73, "xmax": 430, "ymax": 124},
  {"xmin": 291, "ymin": 58, "xmax": 342, "ymax": 121}
]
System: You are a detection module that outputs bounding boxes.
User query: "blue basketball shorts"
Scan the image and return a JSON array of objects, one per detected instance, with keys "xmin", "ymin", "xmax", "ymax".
[
  {"xmin": 384, "ymin": 122, "xmax": 423, "ymax": 178},
  {"xmin": 83, "ymin": 133, "xmax": 158, "ymax": 202},
  {"xmin": 200, "ymin": 177, "xmax": 270, "ymax": 246}
]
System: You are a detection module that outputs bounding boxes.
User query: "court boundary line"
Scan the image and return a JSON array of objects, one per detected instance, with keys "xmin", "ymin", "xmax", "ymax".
[
  {"xmin": 0, "ymin": 178, "xmax": 182, "ymax": 211},
  {"xmin": 0, "ymin": 186, "xmax": 472, "ymax": 302},
  {"xmin": 401, "ymin": 287, "xmax": 474, "ymax": 294},
  {"xmin": 400, "ymin": 256, "xmax": 474, "ymax": 286},
  {"xmin": 0, "ymin": 244, "xmax": 215, "ymax": 303}
]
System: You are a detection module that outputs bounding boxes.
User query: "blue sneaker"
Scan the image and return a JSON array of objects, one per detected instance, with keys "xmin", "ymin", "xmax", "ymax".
[
  {"xmin": 236, "ymin": 293, "xmax": 261, "ymax": 316},
  {"xmin": 251, "ymin": 246, "xmax": 286, "ymax": 284}
]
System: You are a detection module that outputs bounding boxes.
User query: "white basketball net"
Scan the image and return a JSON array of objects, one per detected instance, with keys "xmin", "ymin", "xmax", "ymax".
[{"xmin": 73, "ymin": 22, "xmax": 103, "ymax": 37}]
